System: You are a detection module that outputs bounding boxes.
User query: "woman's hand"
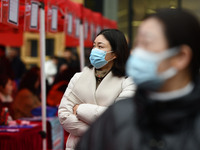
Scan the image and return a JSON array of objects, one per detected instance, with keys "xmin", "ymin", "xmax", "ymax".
[{"xmin": 73, "ymin": 104, "xmax": 79, "ymax": 115}]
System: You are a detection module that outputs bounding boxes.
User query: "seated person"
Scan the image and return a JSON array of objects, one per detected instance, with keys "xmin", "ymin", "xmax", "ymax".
[
  {"xmin": 0, "ymin": 74, "xmax": 14, "ymax": 118},
  {"xmin": 12, "ymin": 67, "xmax": 41, "ymax": 120}
]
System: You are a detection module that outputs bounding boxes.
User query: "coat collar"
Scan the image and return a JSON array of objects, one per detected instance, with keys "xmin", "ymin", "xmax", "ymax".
[
  {"xmin": 72, "ymin": 67, "xmax": 124, "ymax": 106},
  {"xmin": 134, "ymin": 77, "xmax": 200, "ymax": 133}
]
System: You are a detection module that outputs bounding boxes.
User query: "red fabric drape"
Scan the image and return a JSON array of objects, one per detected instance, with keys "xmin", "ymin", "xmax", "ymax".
[
  {"xmin": 59, "ymin": 0, "xmax": 82, "ymax": 47},
  {"xmin": 0, "ymin": 0, "xmax": 118, "ymax": 47}
]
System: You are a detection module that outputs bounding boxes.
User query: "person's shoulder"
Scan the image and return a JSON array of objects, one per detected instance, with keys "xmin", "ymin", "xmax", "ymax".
[
  {"xmin": 193, "ymin": 112, "xmax": 200, "ymax": 140},
  {"xmin": 14, "ymin": 89, "xmax": 35, "ymax": 102},
  {"xmin": 110, "ymin": 98, "xmax": 135, "ymax": 124},
  {"xmin": 82, "ymin": 66, "xmax": 93, "ymax": 72},
  {"xmin": 69, "ymin": 67, "xmax": 91, "ymax": 83},
  {"xmin": 17, "ymin": 88, "xmax": 32, "ymax": 94},
  {"xmin": 114, "ymin": 98, "xmax": 134, "ymax": 109},
  {"xmin": 74, "ymin": 66, "xmax": 93, "ymax": 78}
]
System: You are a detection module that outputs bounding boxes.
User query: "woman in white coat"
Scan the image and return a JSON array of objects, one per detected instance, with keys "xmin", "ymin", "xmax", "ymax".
[{"xmin": 58, "ymin": 29, "xmax": 135, "ymax": 150}]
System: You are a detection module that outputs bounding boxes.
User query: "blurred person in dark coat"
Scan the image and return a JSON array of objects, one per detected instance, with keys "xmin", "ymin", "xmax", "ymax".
[
  {"xmin": 6, "ymin": 47, "xmax": 26, "ymax": 84},
  {"xmin": 12, "ymin": 66, "xmax": 41, "ymax": 119},
  {"xmin": 0, "ymin": 45, "xmax": 14, "ymax": 78},
  {"xmin": 76, "ymin": 8, "xmax": 200, "ymax": 150}
]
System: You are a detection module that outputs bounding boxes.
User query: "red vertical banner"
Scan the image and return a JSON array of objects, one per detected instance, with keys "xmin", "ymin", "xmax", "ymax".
[
  {"xmin": 24, "ymin": 0, "xmax": 40, "ymax": 32},
  {"xmin": 75, "ymin": 15, "xmax": 80, "ymax": 38},
  {"xmin": 90, "ymin": 22, "xmax": 95, "ymax": 42},
  {"xmin": 110, "ymin": 20, "xmax": 117, "ymax": 29},
  {"xmin": 57, "ymin": 7, "xmax": 64, "ymax": 32},
  {"xmin": 83, "ymin": 7, "xmax": 93, "ymax": 47},
  {"xmin": 92, "ymin": 12, "xmax": 103, "ymax": 37},
  {"xmin": 2, "ymin": 0, "xmax": 19, "ymax": 27},
  {"xmin": 74, "ymin": 3, "xmax": 81, "ymax": 39},
  {"xmin": 61, "ymin": 0, "xmax": 81, "ymax": 47},
  {"xmin": 0, "ymin": 0, "xmax": 23, "ymax": 46},
  {"xmin": 103, "ymin": 17, "xmax": 110, "ymax": 29},
  {"xmin": 65, "ymin": 10, "xmax": 74, "ymax": 36}
]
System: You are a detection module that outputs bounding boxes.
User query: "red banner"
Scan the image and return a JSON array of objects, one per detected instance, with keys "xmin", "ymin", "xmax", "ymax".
[
  {"xmin": 102, "ymin": 17, "xmax": 110, "ymax": 29},
  {"xmin": 59, "ymin": 0, "xmax": 82, "ymax": 47},
  {"xmin": 0, "ymin": 0, "xmax": 24, "ymax": 46},
  {"xmin": 92, "ymin": 12, "xmax": 103, "ymax": 38},
  {"xmin": 110, "ymin": 20, "xmax": 117, "ymax": 29},
  {"xmin": 0, "ymin": 0, "xmax": 118, "ymax": 47},
  {"xmin": 0, "ymin": 30, "xmax": 23, "ymax": 46},
  {"xmin": 57, "ymin": 7, "xmax": 64, "ymax": 32},
  {"xmin": 83, "ymin": 7, "xmax": 93, "ymax": 47}
]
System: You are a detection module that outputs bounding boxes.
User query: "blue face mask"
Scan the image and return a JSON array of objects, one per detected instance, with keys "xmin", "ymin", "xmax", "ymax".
[
  {"xmin": 126, "ymin": 47, "xmax": 180, "ymax": 90},
  {"xmin": 89, "ymin": 48, "xmax": 113, "ymax": 69}
]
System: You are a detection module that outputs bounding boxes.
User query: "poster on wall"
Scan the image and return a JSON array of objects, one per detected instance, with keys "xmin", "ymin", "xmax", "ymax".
[
  {"xmin": 84, "ymin": 20, "xmax": 88, "ymax": 39},
  {"xmin": 67, "ymin": 13, "xmax": 73, "ymax": 35},
  {"xmin": 24, "ymin": 0, "xmax": 39, "ymax": 31},
  {"xmin": 90, "ymin": 23, "xmax": 95, "ymax": 41},
  {"xmin": 2, "ymin": 0, "xmax": 19, "ymax": 27},
  {"xmin": 75, "ymin": 17, "xmax": 80, "ymax": 37},
  {"xmin": 47, "ymin": 3, "xmax": 58, "ymax": 33},
  {"xmin": 30, "ymin": 2, "xmax": 39, "ymax": 29},
  {"xmin": 8, "ymin": 0, "xmax": 19, "ymax": 25},
  {"xmin": 51, "ymin": 6, "xmax": 58, "ymax": 31}
]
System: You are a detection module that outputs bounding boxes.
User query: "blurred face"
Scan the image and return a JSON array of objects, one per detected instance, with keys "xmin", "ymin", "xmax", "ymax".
[
  {"xmin": 0, "ymin": 48, "xmax": 5, "ymax": 57},
  {"xmin": 6, "ymin": 48, "xmax": 18, "ymax": 60},
  {"xmin": 127, "ymin": 17, "xmax": 192, "ymax": 92},
  {"xmin": 93, "ymin": 34, "xmax": 116, "ymax": 62},
  {"xmin": 135, "ymin": 18, "xmax": 173, "ymax": 73},
  {"xmin": 3, "ymin": 79, "xmax": 13, "ymax": 96},
  {"xmin": 63, "ymin": 50, "xmax": 72, "ymax": 60},
  {"xmin": 136, "ymin": 18, "xmax": 168, "ymax": 52}
]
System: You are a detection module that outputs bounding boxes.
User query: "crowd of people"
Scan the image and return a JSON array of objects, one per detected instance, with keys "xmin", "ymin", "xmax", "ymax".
[{"xmin": 0, "ymin": 45, "xmax": 80, "ymax": 124}]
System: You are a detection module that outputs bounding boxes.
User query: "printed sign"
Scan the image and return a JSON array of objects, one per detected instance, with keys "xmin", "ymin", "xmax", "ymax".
[
  {"xmin": 51, "ymin": 6, "xmax": 57, "ymax": 31},
  {"xmin": 8, "ymin": 0, "xmax": 19, "ymax": 25},
  {"xmin": 67, "ymin": 13, "xmax": 73, "ymax": 34},
  {"xmin": 30, "ymin": 2, "xmax": 39, "ymax": 29},
  {"xmin": 84, "ymin": 20, "xmax": 88, "ymax": 39},
  {"xmin": 75, "ymin": 17, "xmax": 80, "ymax": 37}
]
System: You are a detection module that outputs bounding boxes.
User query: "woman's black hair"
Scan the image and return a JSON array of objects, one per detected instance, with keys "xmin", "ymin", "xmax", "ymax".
[
  {"xmin": 144, "ymin": 8, "xmax": 200, "ymax": 80},
  {"xmin": 0, "ymin": 74, "xmax": 10, "ymax": 88},
  {"xmin": 19, "ymin": 66, "xmax": 40, "ymax": 94},
  {"xmin": 90, "ymin": 29, "xmax": 129, "ymax": 77}
]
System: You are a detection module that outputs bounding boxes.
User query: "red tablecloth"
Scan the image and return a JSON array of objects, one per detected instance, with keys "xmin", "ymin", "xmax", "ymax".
[
  {"xmin": 0, "ymin": 124, "xmax": 42, "ymax": 150},
  {"xmin": 29, "ymin": 117, "xmax": 64, "ymax": 150}
]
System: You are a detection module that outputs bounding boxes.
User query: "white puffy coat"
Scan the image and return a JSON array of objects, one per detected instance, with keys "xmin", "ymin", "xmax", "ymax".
[{"xmin": 58, "ymin": 67, "xmax": 135, "ymax": 149}]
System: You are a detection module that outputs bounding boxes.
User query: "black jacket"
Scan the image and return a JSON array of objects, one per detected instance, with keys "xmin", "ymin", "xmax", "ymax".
[{"xmin": 76, "ymin": 77, "xmax": 200, "ymax": 150}]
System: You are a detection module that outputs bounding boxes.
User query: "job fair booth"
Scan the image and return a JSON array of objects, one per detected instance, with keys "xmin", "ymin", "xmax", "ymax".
[{"xmin": 0, "ymin": 0, "xmax": 117, "ymax": 149}]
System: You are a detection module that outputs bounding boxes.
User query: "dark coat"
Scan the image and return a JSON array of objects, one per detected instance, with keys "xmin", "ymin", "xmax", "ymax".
[{"xmin": 76, "ymin": 77, "xmax": 200, "ymax": 150}]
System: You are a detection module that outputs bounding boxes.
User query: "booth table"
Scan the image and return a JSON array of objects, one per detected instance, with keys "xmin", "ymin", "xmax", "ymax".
[
  {"xmin": 0, "ymin": 124, "xmax": 42, "ymax": 150},
  {"xmin": 0, "ymin": 117, "xmax": 64, "ymax": 150}
]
